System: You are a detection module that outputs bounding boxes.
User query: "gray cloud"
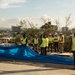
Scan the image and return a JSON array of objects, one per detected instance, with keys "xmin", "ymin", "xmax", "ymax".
[{"xmin": 0, "ymin": 0, "xmax": 27, "ymax": 8}]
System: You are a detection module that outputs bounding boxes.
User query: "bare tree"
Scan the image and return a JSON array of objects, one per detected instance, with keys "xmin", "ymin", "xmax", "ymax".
[
  {"xmin": 55, "ymin": 18, "xmax": 61, "ymax": 31},
  {"xmin": 41, "ymin": 17, "xmax": 47, "ymax": 24},
  {"xmin": 26, "ymin": 19, "xmax": 36, "ymax": 29},
  {"xmin": 55, "ymin": 18, "xmax": 61, "ymax": 27},
  {"xmin": 19, "ymin": 18, "xmax": 37, "ymax": 29},
  {"xmin": 19, "ymin": 20, "xmax": 27, "ymax": 27},
  {"xmin": 65, "ymin": 14, "xmax": 72, "ymax": 27},
  {"xmin": 41, "ymin": 15, "xmax": 51, "ymax": 24},
  {"xmin": 19, "ymin": 19, "xmax": 28, "ymax": 32}
]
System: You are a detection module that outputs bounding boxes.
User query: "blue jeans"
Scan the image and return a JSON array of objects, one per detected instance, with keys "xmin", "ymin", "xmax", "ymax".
[{"xmin": 33, "ymin": 44, "xmax": 38, "ymax": 53}]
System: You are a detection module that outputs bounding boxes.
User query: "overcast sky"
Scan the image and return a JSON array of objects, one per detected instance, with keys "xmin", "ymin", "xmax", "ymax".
[{"xmin": 0, "ymin": 0, "xmax": 75, "ymax": 29}]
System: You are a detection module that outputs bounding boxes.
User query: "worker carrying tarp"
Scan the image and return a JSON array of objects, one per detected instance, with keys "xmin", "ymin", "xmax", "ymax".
[{"xmin": 16, "ymin": 32, "xmax": 28, "ymax": 56}]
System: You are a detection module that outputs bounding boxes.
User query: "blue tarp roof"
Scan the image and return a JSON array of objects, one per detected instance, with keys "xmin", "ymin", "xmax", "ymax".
[{"xmin": 0, "ymin": 45, "xmax": 74, "ymax": 65}]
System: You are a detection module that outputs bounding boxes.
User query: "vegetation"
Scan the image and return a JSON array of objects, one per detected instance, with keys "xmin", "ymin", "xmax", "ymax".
[{"xmin": 0, "ymin": 14, "xmax": 73, "ymax": 52}]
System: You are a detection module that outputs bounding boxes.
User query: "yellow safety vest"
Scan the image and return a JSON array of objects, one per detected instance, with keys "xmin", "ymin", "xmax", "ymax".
[
  {"xmin": 34, "ymin": 38, "xmax": 38, "ymax": 44},
  {"xmin": 44, "ymin": 38, "xmax": 49, "ymax": 47},
  {"xmin": 21, "ymin": 38, "xmax": 27, "ymax": 44},
  {"xmin": 53, "ymin": 36, "xmax": 59, "ymax": 42},
  {"xmin": 40, "ymin": 38, "xmax": 45, "ymax": 48},
  {"xmin": 59, "ymin": 36, "xmax": 64, "ymax": 44},
  {"xmin": 48, "ymin": 37, "xmax": 53, "ymax": 43},
  {"xmin": 72, "ymin": 37, "xmax": 75, "ymax": 51}
]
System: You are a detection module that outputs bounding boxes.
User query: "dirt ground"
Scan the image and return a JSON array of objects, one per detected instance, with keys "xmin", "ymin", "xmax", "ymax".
[{"xmin": 0, "ymin": 59, "xmax": 75, "ymax": 75}]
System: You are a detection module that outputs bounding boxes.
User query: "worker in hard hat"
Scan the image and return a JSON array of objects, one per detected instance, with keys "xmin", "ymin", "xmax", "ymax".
[
  {"xmin": 20, "ymin": 32, "xmax": 28, "ymax": 56},
  {"xmin": 70, "ymin": 33, "xmax": 75, "ymax": 69},
  {"xmin": 32, "ymin": 35, "xmax": 39, "ymax": 53},
  {"xmin": 53, "ymin": 33, "xmax": 59, "ymax": 52},
  {"xmin": 44, "ymin": 35, "xmax": 49, "ymax": 55},
  {"xmin": 21, "ymin": 32, "xmax": 28, "ymax": 46},
  {"xmin": 48, "ymin": 33, "xmax": 53, "ymax": 52},
  {"xmin": 39, "ymin": 34, "xmax": 46, "ymax": 55},
  {"xmin": 59, "ymin": 33, "xmax": 64, "ymax": 53}
]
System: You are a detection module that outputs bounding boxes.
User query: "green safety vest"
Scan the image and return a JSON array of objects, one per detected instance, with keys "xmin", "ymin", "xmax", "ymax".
[
  {"xmin": 40, "ymin": 38, "xmax": 45, "ymax": 48},
  {"xmin": 53, "ymin": 36, "xmax": 59, "ymax": 42},
  {"xmin": 45, "ymin": 38, "xmax": 49, "ymax": 47},
  {"xmin": 72, "ymin": 37, "xmax": 75, "ymax": 51},
  {"xmin": 48, "ymin": 37, "xmax": 53, "ymax": 43},
  {"xmin": 59, "ymin": 36, "xmax": 64, "ymax": 44},
  {"xmin": 21, "ymin": 38, "xmax": 27, "ymax": 45},
  {"xmin": 34, "ymin": 38, "xmax": 38, "ymax": 44}
]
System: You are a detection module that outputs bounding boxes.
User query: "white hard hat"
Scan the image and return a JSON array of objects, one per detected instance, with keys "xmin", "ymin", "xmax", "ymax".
[
  {"xmin": 35, "ymin": 35, "xmax": 37, "ymax": 36},
  {"xmin": 54, "ymin": 33, "xmax": 57, "ymax": 35},
  {"xmin": 59, "ymin": 33, "xmax": 62, "ymax": 35},
  {"xmin": 49, "ymin": 33, "xmax": 52, "ymax": 35}
]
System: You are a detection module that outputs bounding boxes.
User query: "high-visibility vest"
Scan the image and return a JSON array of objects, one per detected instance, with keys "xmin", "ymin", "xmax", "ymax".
[
  {"xmin": 53, "ymin": 36, "xmax": 59, "ymax": 42},
  {"xmin": 59, "ymin": 36, "xmax": 64, "ymax": 44},
  {"xmin": 44, "ymin": 38, "xmax": 49, "ymax": 47},
  {"xmin": 72, "ymin": 37, "xmax": 75, "ymax": 51},
  {"xmin": 40, "ymin": 38, "xmax": 45, "ymax": 48},
  {"xmin": 34, "ymin": 38, "xmax": 38, "ymax": 44},
  {"xmin": 48, "ymin": 37, "xmax": 53, "ymax": 43},
  {"xmin": 21, "ymin": 38, "xmax": 27, "ymax": 44}
]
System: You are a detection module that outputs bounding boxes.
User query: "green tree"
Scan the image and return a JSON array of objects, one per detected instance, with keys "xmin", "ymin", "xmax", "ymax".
[{"xmin": 40, "ymin": 22, "xmax": 55, "ymax": 36}]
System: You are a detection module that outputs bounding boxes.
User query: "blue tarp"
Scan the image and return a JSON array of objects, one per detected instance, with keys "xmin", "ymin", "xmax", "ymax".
[{"xmin": 0, "ymin": 45, "xmax": 74, "ymax": 65}]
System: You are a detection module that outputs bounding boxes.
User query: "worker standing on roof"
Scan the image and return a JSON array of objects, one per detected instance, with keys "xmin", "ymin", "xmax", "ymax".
[
  {"xmin": 59, "ymin": 33, "xmax": 65, "ymax": 53},
  {"xmin": 53, "ymin": 33, "xmax": 59, "ymax": 52},
  {"xmin": 32, "ymin": 35, "xmax": 39, "ymax": 53}
]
